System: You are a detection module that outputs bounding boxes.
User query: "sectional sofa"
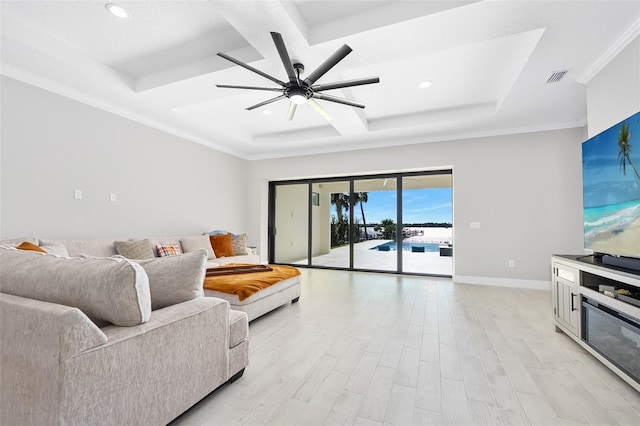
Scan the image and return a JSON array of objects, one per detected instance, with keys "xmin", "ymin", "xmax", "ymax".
[
  {"xmin": 36, "ymin": 234, "xmax": 302, "ymax": 322},
  {"xmin": 0, "ymin": 241, "xmax": 249, "ymax": 425}
]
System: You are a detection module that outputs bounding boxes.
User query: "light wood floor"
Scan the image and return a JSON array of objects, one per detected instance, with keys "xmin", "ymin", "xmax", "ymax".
[{"xmin": 173, "ymin": 269, "xmax": 640, "ymax": 425}]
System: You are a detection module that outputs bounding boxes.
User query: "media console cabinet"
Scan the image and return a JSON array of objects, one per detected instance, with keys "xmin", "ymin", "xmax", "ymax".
[{"xmin": 551, "ymin": 255, "xmax": 640, "ymax": 392}]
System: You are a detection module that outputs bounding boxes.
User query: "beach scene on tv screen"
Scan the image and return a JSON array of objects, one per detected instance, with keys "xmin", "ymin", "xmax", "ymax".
[{"xmin": 583, "ymin": 111, "xmax": 640, "ymax": 258}]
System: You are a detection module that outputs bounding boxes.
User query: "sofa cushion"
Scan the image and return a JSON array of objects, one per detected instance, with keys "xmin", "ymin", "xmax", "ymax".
[
  {"xmin": 114, "ymin": 239, "xmax": 155, "ymax": 260},
  {"xmin": 181, "ymin": 235, "xmax": 216, "ymax": 260},
  {"xmin": 0, "ymin": 248, "xmax": 151, "ymax": 326},
  {"xmin": 156, "ymin": 244, "xmax": 182, "ymax": 257},
  {"xmin": 232, "ymin": 234, "xmax": 248, "ymax": 256},
  {"xmin": 39, "ymin": 238, "xmax": 120, "ymax": 257},
  {"xmin": 135, "ymin": 249, "xmax": 207, "ymax": 310},
  {"xmin": 210, "ymin": 233, "xmax": 234, "ymax": 257},
  {"xmin": 16, "ymin": 241, "xmax": 46, "ymax": 253},
  {"xmin": 229, "ymin": 309, "xmax": 248, "ymax": 348}
]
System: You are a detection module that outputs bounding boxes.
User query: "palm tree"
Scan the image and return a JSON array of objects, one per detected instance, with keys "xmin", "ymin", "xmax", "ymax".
[
  {"xmin": 330, "ymin": 193, "xmax": 350, "ymax": 245},
  {"xmin": 353, "ymin": 192, "xmax": 369, "ymax": 240},
  {"xmin": 618, "ymin": 122, "xmax": 640, "ymax": 180}
]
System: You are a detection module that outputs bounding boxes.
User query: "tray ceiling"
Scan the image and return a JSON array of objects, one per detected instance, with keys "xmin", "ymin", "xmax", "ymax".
[{"xmin": 1, "ymin": 0, "xmax": 639, "ymax": 159}]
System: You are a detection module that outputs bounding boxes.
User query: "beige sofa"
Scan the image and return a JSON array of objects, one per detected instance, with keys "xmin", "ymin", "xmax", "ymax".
[
  {"xmin": 36, "ymin": 235, "xmax": 301, "ymax": 322},
  {"xmin": 38, "ymin": 235, "xmax": 261, "ymax": 267},
  {"xmin": 0, "ymin": 242, "xmax": 249, "ymax": 425}
]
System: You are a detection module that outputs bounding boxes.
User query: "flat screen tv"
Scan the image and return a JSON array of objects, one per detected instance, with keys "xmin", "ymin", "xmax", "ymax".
[{"xmin": 582, "ymin": 110, "xmax": 640, "ymax": 261}]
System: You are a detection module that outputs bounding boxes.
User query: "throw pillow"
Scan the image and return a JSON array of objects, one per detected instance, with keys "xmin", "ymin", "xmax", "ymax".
[
  {"xmin": 232, "ymin": 233, "xmax": 248, "ymax": 255},
  {"xmin": 114, "ymin": 239, "xmax": 155, "ymax": 260},
  {"xmin": 180, "ymin": 235, "xmax": 216, "ymax": 260},
  {"xmin": 156, "ymin": 244, "xmax": 182, "ymax": 257},
  {"xmin": 205, "ymin": 230, "xmax": 229, "ymax": 235},
  {"xmin": 16, "ymin": 241, "xmax": 46, "ymax": 253},
  {"xmin": 135, "ymin": 249, "xmax": 207, "ymax": 310},
  {"xmin": 209, "ymin": 233, "xmax": 234, "ymax": 257},
  {"xmin": 0, "ymin": 248, "xmax": 151, "ymax": 326},
  {"xmin": 40, "ymin": 244, "xmax": 70, "ymax": 257}
]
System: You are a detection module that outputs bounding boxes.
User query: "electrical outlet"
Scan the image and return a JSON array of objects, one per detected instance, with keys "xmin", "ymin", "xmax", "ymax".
[
  {"xmin": 74, "ymin": 190, "xmax": 82, "ymax": 200},
  {"xmin": 509, "ymin": 260, "xmax": 515, "ymax": 268},
  {"xmin": 110, "ymin": 193, "xmax": 117, "ymax": 202}
]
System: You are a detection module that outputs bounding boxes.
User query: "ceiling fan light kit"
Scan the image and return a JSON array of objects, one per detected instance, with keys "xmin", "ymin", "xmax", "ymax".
[{"xmin": 215, "ymin": 32, "xmax": 379, "ymax": 121}]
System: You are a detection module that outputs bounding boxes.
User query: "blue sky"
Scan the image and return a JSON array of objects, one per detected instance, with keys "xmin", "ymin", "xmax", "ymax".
[{"xmin": 351, "ymin": 187, "xmax": 452, "ymax": 224}]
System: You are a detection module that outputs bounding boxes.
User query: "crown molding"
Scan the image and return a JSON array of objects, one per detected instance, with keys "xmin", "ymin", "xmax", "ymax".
[{"xmin": 576, "ymin": 16, "xmax": 640, "ymax": 84}]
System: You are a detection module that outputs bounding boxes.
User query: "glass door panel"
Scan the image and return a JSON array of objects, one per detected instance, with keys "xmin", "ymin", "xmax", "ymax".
[
  {"xmin": 401, "ymin": 174, "xmax": 453, "ymax": 275},
  {"xmin": 310, "ymin": 181, "xmax": 351, "ymax": 268},
  {"xmin": 310, "ymin": 182, "xmax": 331, "ymax": 263},
  {"xmin": 273, "ymin": 184, "xmax": 309, "ymax": 264},
  {"xmin": 353, "ymin": 178, "xmax": 397, "ymax": 272}
]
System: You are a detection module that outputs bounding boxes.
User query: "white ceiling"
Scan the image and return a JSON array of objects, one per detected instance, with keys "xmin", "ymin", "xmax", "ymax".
[{"xmin": 1, "ymin": 0, "xmax": 639, "ymax": 160}]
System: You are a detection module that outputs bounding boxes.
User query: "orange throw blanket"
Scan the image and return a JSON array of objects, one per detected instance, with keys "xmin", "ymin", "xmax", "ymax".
[{"xmin": 203, "ymin": 264, "xmax": 301, "ymax": 301}]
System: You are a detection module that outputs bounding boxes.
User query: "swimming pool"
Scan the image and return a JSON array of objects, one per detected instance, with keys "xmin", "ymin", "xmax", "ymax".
[{"xmin": 370, "ymin": 242, "xmax": 440, "ymax": 252}]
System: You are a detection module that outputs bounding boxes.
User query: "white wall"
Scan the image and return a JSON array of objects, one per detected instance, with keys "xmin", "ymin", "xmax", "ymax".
[
  {"xmin": 247, "ymin": 36, "xmax": 639, "ymax": 288},
  {"xmin": 248, "ymin": 128, "xmax": 585, "ymax": 287},
  {"xmin": 0, "ymin": 76, "xmax": 249, "ymax": 240},
  {"xmin": 587, "ymin": 37, "xmax": 640, "ymax": 136}
]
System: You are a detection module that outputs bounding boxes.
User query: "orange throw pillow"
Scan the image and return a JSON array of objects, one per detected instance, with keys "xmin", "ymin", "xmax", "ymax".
[
  {"xmin": 209, "ymin": 233, "xmax": 235, "ymax": 257},
  {"xmin": 16, "ymin": 241, "xmax": 46, "ymax": 253}
]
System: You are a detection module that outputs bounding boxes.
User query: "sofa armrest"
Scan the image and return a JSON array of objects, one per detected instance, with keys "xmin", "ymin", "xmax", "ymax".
[
  {"xmin": 98, "ymin": 296, "xmax": 230, "ymax": 347},
  {"xmin": 0, "ymin": 293, "xmax": 107, "ymax": 425},
  {"xmin": 60, "ymin": 297, "xmax": 234, "ymax": 425}
]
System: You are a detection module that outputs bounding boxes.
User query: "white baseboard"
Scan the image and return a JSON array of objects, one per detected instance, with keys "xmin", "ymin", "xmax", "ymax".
[{"xmin": 453, "ymin": 275, "xmax": 551, "ymax": 290}]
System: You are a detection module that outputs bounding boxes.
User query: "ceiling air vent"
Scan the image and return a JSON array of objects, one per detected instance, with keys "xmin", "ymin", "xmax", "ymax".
[{"xmin": 546, "ymin": 70, "xmax": 570, "ymax": 83}]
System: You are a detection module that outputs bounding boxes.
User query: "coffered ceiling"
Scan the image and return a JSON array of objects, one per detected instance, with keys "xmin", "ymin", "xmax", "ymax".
[{"xmin": 1, "ymin": 1, "xmax": 639, "ymax": 159}]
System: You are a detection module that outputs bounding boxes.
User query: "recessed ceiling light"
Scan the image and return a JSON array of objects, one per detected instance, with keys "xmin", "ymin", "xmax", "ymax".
[
  {"xmin": 105, "ymin": 3, "xmax": 128, "ymax": 19},
  {"xmin": 418, "ymin": 80, "xmax": 433, "ymax": 89},
  {"xmin": 262, "ymin": 110, "xmax": 271, "ymax": 115}
]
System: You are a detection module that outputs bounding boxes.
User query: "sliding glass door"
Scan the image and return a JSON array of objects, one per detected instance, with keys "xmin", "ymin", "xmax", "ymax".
[
  {"xmin": 353, "ymin": 177, "xmax": 397, "ymax": 272},
  {"xmin": 402, "ymin": 174, "xmax": 453, "ymax": 275},
  {"xmin": 311, "ymin": 180, "xmax": 351, "ymax": 268},
  {"xmin": 272, "ymin": 183, "xmax": 308, "ymax": 264},
  {"xmin": 269, "ymin": 170, "xmax": 453, "ymax": 276}
]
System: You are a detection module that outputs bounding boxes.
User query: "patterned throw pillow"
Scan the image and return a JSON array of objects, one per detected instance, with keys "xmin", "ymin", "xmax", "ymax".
[
  {"xmin": 232, "ymin": 233, "xmax": 248, "ymax": 255},
  {"xmin": 156, "ymin": 244, "xmax": 182, "ymax": 257}
]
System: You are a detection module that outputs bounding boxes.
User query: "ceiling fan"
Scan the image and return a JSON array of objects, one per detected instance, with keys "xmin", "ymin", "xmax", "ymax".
[{"xmin": 215, "ymin": 32, "xmax": 379, "ymax": 121}]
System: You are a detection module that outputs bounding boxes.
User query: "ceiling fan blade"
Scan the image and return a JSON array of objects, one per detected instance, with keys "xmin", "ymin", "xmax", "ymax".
[
  {"xmin": 312, "ymin": 77, "xmax": 380, "ymax": 92},
  {"xmin": 216, "ymin": 84, "xmax": 283, "ymax": 92},
  {"xmin": 287, "ymin": 102, "xmax": 297, "ymax": 121},
  {"xmin": 304, "ymin": 45, "xmax": 352, "ymax": 86},
  {"xmin": 246, "ymin": 95, "xmax": 286, "ymax": 111},
  {"xmin": 271, "ymin": 32, "xmax": 298, "ymax": 83},
  {"xmin": 307, "ymin": 99, "xmax": 332, "ymax": 122},
  {"xmin": 217, "ymin": 52, "xmax": 286, "ymax": 86},
  {"xmin": 312, "ymin": 93, "xmax": 365, "ymax": 109}
]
